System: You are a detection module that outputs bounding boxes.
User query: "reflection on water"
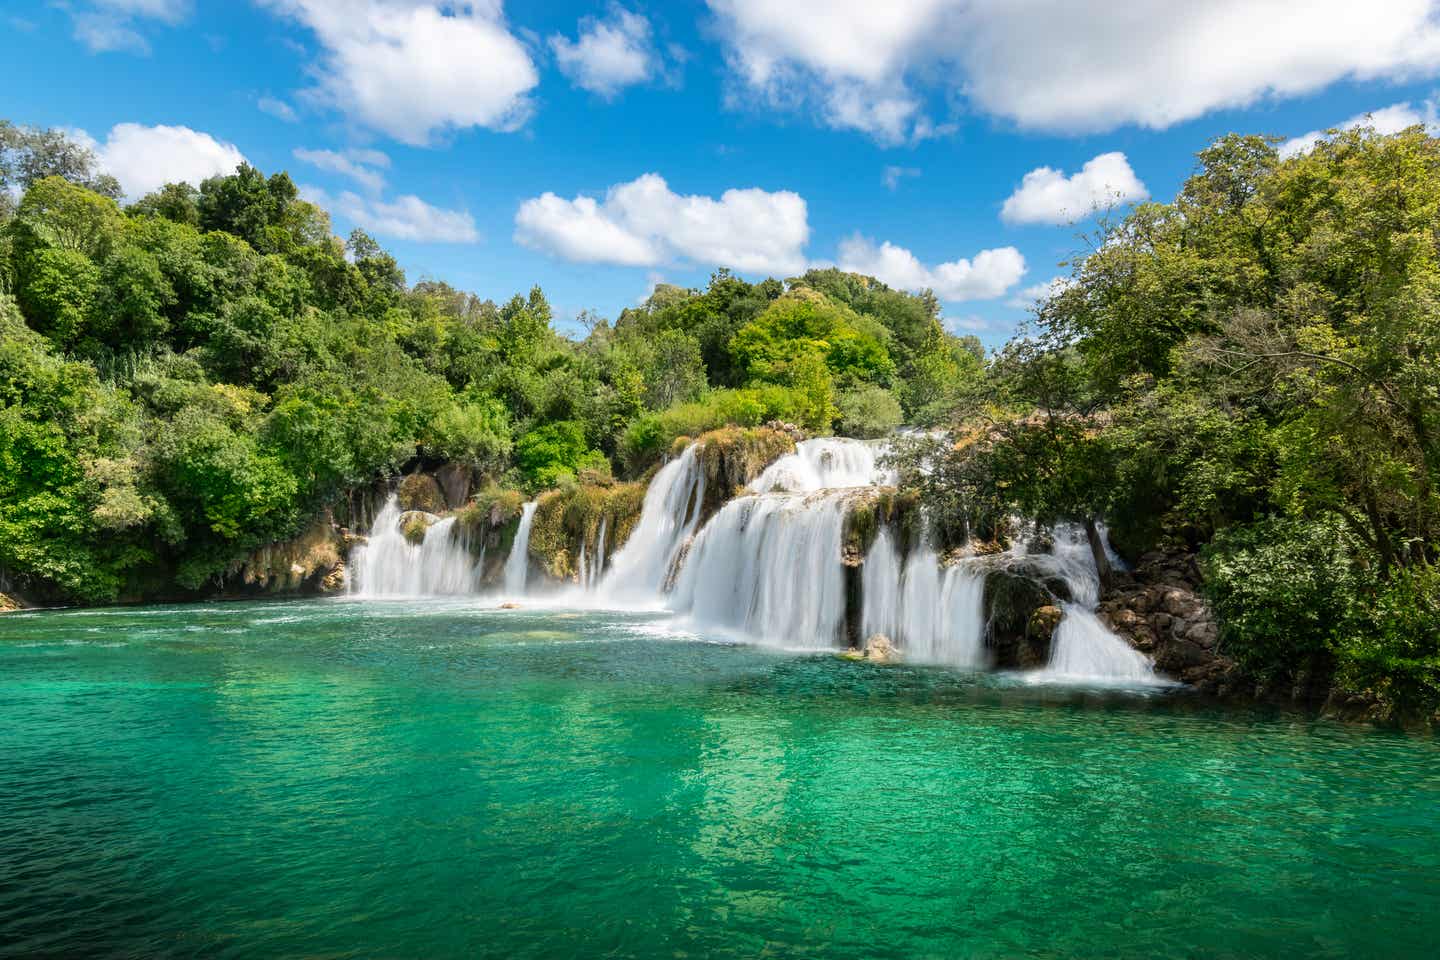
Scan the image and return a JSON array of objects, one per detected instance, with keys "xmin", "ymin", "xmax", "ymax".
[{"xmin": 1, "ymin": 598, "xmax": 1437, "ymax": 960}]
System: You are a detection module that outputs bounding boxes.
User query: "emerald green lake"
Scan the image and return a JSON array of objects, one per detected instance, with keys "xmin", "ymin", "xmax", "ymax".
[{"xmin": 1, "ymin": 599, "xmax": 1437, "ymax": 959}]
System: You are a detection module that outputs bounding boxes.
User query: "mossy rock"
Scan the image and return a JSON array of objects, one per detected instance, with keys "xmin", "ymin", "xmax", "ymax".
[
  {"xmin": 397, "ymin": 473, "xmax": 446, "ymax": 514},
  {"xmin": 458, "ymin": 485, "xmax": 525, "ymax": 537},
  {"xmin": 691, "ymin": 426, "xmax": 796, "ymax": 519},
  {"xmin": 842, "ymin": 487, "xmax": 922, "ymax": 559},
  {"xmin": 984, "ymin": 568, "xmax": 1056, "ymax": 668},
  {"xmin": 400, "ymin": 512, "xmax": 437, "ymax": 545},
  {"xmin": 529, "ymin": 481, "xmax": 648, "ymax": 582}
]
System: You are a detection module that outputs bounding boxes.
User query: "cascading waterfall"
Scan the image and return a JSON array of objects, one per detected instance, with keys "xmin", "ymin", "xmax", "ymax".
[
  {"xmin": 503, "ymin": 501, "xmax": 538, "ymax": 597},
  {"xmin": 668, "ymin": 438, "xmax": 885, "ymax": 649},
  {"xmin": 350, "ymin": 495, "xmax": 483, "ymax": 597},
  {"xmin": 860, "ymin": 531, "xmax": 986, "ymax": 668},
  {"xmin": 670, "ymin": 490, "xmax": 854, "ymax": 649},
  {"xmin": 1032, "ymin": 524, "xmax": 1159, "ymax": 684},
  {"xmin": 598, "ymin": 444, "xmax": 706, "ymax": 602}
]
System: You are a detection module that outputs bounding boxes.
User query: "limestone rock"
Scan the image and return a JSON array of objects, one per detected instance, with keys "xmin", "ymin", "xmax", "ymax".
[
  {"xmin": 319, "ymin": 562, "xmax": 346, "ymax": 593},
  {"xmin": 229, "ymin": 511, "xmax": 343, "ymax": 594},
  {"xmin": 435, "ymin": 463, "xmax": 474, "ymax": 510},
  {"xmin": 863, "ymin": 633, "xmax": 900, "ymax": 663},
  {"xmin": 399, "ymin": 510, "xmax": 439, "ymax": 545},
  {"xmin": 396, "ymin": 473, "xmax": 446, "ymax": 514},
  {"xmin": 1027, "ymin": 604, "xmax": 1064, "ymax": 644}
]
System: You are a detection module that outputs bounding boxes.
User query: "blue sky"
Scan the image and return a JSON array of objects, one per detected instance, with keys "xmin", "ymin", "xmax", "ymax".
[{"xmin": 6, "ymin": 1, "xmax": 1440, "ymax": 344}]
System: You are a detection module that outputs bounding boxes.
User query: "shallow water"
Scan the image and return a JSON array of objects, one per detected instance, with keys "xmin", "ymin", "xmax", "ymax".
[{"xmin": 1, "ymin": 599, "xmax": 1437, "ymax": 959}]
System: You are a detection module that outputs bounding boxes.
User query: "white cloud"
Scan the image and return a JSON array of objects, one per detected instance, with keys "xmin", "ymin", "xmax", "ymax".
[
  {"xmin": 707, "ymin": 0, "xmax": 1440, "ymax": 140},
  {"xmin": 550, "ymin": 7, "xmax": 656, "ymax": 98},
  {"xmin": 882, "ymin": 165, "xmax": 920, "ymax": 190},
  {"xmin": 257, "ymin": 96, "xmax": 299, "ymax": 122},
  {"xmin": 515, "ymin": 173, "xmax": 810, "ymax": 275},
  {"xmin": 837, "ymin": 234, "xmax": 1026, "ymax": 301},
  {"xmin": 1279, "ymin": 99, "xmax": 1440, "ymax": 158},
  {"xmin": 67, "ymin": 0, "xmax": 190, "ymax": 53},
  {"xmin": 943, "ymin": 314, "xmax": 991, "ymax": 333},
  {"xmin": 293, "ymin": 147, "xmax": 389, "ymax": 193},
  {"xmin": 303, "ymin": 185, "xmax": 479, "ymax": 243},
  {"xmin": 1001, "ymin": 152, "xmax": 1148, "ymax": 225},
  {"xmin": 1007, "ymin": 276, "xmax": 1072, "ymax": 310},
  {"xmin": 260, "ymin": 1, "xmax": 538, "ymax": 145},
  {"xmin": 78, "ymin": 123, "xmax": 244, "ymax": 199},
  {"xmin": 708, "ymin": 0, "xmax": 947, "ymax": 144}
]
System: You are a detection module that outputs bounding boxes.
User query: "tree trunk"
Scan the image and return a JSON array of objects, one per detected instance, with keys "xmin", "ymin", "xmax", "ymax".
[{"xmin": 1083, "ymin": 515, "xmax": 1113, "ymax": 591}]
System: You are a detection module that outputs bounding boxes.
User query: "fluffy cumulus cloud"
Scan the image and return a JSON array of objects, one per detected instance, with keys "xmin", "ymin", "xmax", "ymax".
[
  {"xmin": 260, "ymin": 1, "xmax": 538, "ymax": 145},
  {"xmin": 707, "ymin": 0, "xmax": 947, "ymax": 144},
  {"xmin": 1000, "ymin": 152, "xmax": 1147, "ymax": 225},
  {"xmin": 293, "ymin": 147, "xmax": 390, "ymax": 193},
  {"xmin": 303, "ymin": 185, "xmax": 478, "ymax": 243},
  {"xmin": 67, "ymin": 0, "xmax": 191, "ymax": 53},
  {"xmin": 74, "ymin": 123, "xmax": 244, "ymax": 199},
  {"xmin": 514, "ymin": 173, "xmax": 810, "ymax": 275},
  {"xmin": 837, "ymin": 234, "xmax": 1026, "ymax": 301},
  {"xmin": 707, "ymin": 0, "xmax": 1440, "ymax": 140},
  {"xmin": 550, "ymin": 7, "xmax": 657, "ymax": 98},
  {"xmin": 1279, "ymin": 99, "xmax": 1440, "ymax": 158}
]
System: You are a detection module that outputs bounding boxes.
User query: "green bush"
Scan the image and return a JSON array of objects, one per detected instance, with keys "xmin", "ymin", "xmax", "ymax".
[
  {"xmin": 1332, "ymin": 564, "xmax": 1440, "ymax": 722},
  {"xmin": 1202, "ymin": 516, "xmax": 1361, "ymax": 688},
  {"xmin": 514, "ymin": 420, "xmax": 606, "ymax": 491},
  {"xmin": 836, "ymin": 384, "xmax": 902, "ymax": 439}
]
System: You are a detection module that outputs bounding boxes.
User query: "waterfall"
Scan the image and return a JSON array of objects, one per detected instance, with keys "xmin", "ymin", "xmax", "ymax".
[
  {"xmin": 350, "ymin": 495, "xmax": 482, "ymax": 597},
  {"xmin": 670, "ymin": 491, "xmax": 854, "ymax": 649},
  {"xmin": 668, "ymin": 437, "xmax": 886, "ymax": 648},
  {"xmin": 598, "ymin": 444, "xmax": 706, "ymax": 602},
  {"xmin": 592, "ymin": 515, "xmax": 608, "ymax": 588},
  {"xmin": 860, "ymin": 531, "xmax": 986, "ymax": 668},
  {"xmin": 751, "ymin": 437, "xmax": 893, "ymax": 493},
  {"xmin": 1033, "ymin": 523, "xmax": 1160, "ymax": 684},
  {"xmin": 504, "ymin": 501, "xmax": 538, "ymax": 597}
]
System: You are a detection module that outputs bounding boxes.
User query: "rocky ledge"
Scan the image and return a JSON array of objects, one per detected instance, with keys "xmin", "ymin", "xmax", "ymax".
[{"xmin": 1097, "ymin": 551, "xmax": 1239, "ymax": 693}]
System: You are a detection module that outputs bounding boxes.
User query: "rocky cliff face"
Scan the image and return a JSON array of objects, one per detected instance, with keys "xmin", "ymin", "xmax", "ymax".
[{"xmin": 225, "ymin": 510, "xmax": 353, "ymax": 596}]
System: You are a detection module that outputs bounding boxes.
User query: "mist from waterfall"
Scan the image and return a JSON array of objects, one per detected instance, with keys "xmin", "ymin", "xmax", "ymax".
[{"xmin": 350, "ymin": 495, "xmax": 483, "ymax": 597}]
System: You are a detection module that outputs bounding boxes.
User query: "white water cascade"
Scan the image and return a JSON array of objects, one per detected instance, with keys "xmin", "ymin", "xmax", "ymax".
[
  {"xmin": 504, "ymin": 501, "xmax": 538, "ymax": 597},
  {"xmin": 598, "ymin": 444, "xmax": 706, "ymax": 602},
  {"xmin": 350, "ymin": 495, "xmax": 484, "ymax": 597},
  {"xmin": 668, "ymin": 438, "xmax": 883, "ymax": 648},
  {"xmin": 860, "ymin": 531, "xmax": 987, "ymax": 668},
  {"xmin": 1031, "ymin": 524, "xmax": 1160, "ymax": 684}
]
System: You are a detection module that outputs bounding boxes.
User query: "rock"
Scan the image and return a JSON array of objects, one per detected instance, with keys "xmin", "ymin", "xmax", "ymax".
[
  {"xmin": 319, "ymin": 562, "xmax": 346, "ymax": 593},
  {"xmin": 399, "ymin": 511, "xmax": 439, "ymax": 545},
  {"xmin": 229, "ymin": 511, "xmax": 343, "ymax": 594},
  {"xmin": 0, "ymin": 592, "xmax": 24, "ymax": 613},
  {"xmin": 839, "ymin": 648, "xmax": 865, "ymax": 661},
  {"xmin": 1161, "ymin": 588, "xmax": 1193, "ymax": 618},
  {"xmin": 434, "ymin": 463, "xmax": 475, "ymax": 510},
  {"xmin": 498, "ymin": 601, "xmax": 521, "ymax": 610},
  {"xmin": 1027, "ymin": 604, "xmax": 1064, "ymax": 644},
  {"xmin": 396, "ymin": 473, "xmax": 446, "ymax": 514},
  {"xmin": 863, "ymin": 634, "xmax": 900, "ymax": 663}
]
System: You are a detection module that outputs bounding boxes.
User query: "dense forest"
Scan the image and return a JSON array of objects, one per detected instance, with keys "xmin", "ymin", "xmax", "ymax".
[{"xmin": 2, "ymin": 119, "xmax": 1437, "ymax": 719}]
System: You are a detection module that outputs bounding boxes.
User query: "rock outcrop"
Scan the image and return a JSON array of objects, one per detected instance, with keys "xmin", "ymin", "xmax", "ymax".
[
  {"xmin": 227, "ymin": 510, "xmax": 348, "ymax": 595},
  {"xmin": 1097, "ymin": 551, "xmax": 1238, "ymax": 692},
  {"xmin": 396, "ymin": 473, "xmax": 447, "ymax": 514}
]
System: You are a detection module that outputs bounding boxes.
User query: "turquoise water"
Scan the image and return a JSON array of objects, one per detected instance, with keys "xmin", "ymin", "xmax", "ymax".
[{"xmin": 1, "ymin": 599, "xmax": 1437, "ymax": 959}]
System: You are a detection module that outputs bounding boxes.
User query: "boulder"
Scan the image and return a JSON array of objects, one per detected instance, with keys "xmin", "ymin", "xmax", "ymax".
[
  {"xmin": 229, "ymin": 510, "xmax": 344, "ymax": 594},
  {"xmin": 399, "ymin": 510, "xmax": 440, "ymax": 545},
  {"xmin": 1027, "ymin": 604, "xmax": 1064, "ymax": 644},
  {"xmin": 434, "ymin": 463, "xmax": 475, "ymax": 510},
  {"xmin": 863, "ymin": 634, "xmax": 900, "ymax": 663},
  {"xmin": 396, "ymin": 473, "xmax": 446, "ymax": 514}
]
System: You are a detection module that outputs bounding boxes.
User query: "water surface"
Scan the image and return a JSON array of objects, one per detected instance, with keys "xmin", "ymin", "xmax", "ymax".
[{"xmin": 1, "ymin": 599, "xmax": 1436, "ymax": 958}]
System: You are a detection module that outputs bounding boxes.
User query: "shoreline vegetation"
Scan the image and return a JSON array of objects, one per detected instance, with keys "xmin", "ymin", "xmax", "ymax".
[{"xmin": 1, "ymin": 120, "xmax": 1437, "ymax": 726}]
